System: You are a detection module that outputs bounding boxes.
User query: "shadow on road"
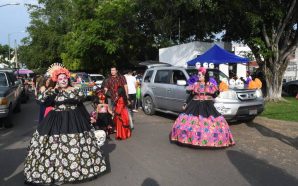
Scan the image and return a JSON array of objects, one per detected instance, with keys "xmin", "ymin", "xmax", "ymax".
[
  {"xmin": 245, "ymin": 121, "xmax": 298, "ymax": 149},
  {"xmin": 142, "ymin": 177, "xmax": 160, "ymax": 186},
  {"xmin": 101, "ymin": 140, "xmax": 116, "ymax": 174},
  {"xmin": 0, "ymin": 148, "xmax": 27, "ymax": 186},
  {"xmin": 227, "ymin": 150, "xmax": 298, "ymax": 186}
]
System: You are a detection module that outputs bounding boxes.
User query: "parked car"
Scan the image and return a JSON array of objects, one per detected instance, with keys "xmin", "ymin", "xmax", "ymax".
[
  {"xmin": 282, "ymin": 80, "xmax": 298, "ymax": 96},
  {"xmin": 141, "ymin": 65, "xmax": 264, "ymax": 122},
  {"xmin": 89, "ymin": 74, "xmax": 105, "ymax": 88},
  {"xmin": 70, "ymin": 72, "xmax": 95, "ymax": 98},
  {"xmin": 0, "ymin": 69, "xmax": 22, "ymax": 128}
]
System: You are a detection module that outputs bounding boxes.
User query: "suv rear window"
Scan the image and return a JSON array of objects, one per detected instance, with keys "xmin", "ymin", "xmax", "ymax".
[
  {"xmin": 154, "ymin": 70, "xmax": 171, "ymax": 84},
  {"xmin": 144, "ymin": 70, "xmax": 153, "ymax": 82},
  {"xmin": 0, "ymin": 73, "xmax": 8, "ymax": 87}
]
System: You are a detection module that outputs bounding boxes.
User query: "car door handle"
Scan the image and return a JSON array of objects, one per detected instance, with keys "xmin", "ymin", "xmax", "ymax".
[{"xmin": 167, "ymin": 89, "xmax": 172, "ymax": 92}]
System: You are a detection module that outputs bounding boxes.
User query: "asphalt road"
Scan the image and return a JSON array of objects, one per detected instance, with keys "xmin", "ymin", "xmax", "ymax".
[{"xmin": 0, "ymin": 98, "xmax": 297, "ymax": 186}]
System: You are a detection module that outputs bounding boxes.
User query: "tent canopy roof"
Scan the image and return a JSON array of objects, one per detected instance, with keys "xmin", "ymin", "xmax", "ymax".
[{"xmin": 187, "ymin": 44, "xmax": 249, "ymax": 66}]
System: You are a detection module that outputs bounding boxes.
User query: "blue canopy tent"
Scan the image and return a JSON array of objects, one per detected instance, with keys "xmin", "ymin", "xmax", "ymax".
[{"xmin": 187, "ymin": 44, "xmax": 249, "ymax": 66}]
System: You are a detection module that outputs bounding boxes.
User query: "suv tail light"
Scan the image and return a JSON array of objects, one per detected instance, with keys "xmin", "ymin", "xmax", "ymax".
[{"xmin": 0, "ymin": 98, "xmax": 8, "ymax": 105}]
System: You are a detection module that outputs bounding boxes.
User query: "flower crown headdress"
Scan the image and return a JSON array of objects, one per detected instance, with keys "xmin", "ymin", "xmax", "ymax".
[{"xmin": 47, "ymin": 63, "xmax": 70, "ymax": 82}]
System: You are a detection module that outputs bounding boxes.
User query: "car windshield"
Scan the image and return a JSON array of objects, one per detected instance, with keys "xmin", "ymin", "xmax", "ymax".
[
  {"xmin": 0, "ymin": 73, "xmax": 8, "ymax": 87},
  {"xmin": 90, "ymin": 76, "xmax": 104, "ymax": 81}
]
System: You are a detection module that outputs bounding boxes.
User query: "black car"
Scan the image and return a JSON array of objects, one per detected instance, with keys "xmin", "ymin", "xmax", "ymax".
[{"xmin": 282, "ymin": 80, "xmax": 298, "ymax": 96}]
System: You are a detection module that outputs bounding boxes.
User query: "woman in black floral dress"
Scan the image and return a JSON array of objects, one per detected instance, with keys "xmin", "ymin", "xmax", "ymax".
[{"xmin": 24, "ymin": 64, "xmax": 106, "ymax": 185}]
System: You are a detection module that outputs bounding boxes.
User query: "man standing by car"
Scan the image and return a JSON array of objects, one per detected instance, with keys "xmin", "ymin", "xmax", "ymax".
[
  {"xmin": 104, "ymin": 66, "xmax": 128, "ymax": 109},
  {"xmin": 125, "ymin": 70, "xmax": 138, "ymax": 112}
]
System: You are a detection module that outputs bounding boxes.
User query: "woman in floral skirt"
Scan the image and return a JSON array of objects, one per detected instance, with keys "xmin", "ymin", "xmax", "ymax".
[
  {"xmin": 171, "ymin": 67, "xmax": 235, "ymax": 148},
  {"xmin": 24, "ymin": 64, "xmax": 106, "ymax": 185}
]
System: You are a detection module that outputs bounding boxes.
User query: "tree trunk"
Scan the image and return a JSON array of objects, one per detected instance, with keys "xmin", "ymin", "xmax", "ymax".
[{"xmin": 264, "ymin": 65, "xmax": 284, "ymax": 101}]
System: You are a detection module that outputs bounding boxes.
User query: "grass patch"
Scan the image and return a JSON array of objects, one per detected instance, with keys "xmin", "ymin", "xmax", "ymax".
[{"xmin": 261, "ymin": 97, "xmax": 298, "ymax": 122}]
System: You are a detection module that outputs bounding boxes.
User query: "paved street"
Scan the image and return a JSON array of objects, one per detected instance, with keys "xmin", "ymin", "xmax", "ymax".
[{"xmin": 0, "ymin": 98, "xmax": 297, "ymax": 186}]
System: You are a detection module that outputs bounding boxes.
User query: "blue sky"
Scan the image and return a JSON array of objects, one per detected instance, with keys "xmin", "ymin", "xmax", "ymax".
[{"xmin": 0, "ymin": 0, "xmax": 37, "ymax": 46}]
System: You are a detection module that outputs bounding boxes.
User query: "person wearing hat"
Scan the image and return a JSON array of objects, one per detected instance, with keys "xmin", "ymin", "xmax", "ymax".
[{"xmin": 24, "ymin": 63, "xmax": 106, "ymax": 185}]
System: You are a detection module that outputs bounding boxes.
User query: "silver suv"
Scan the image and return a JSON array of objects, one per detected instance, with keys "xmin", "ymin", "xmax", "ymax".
[{"xmin": 141, "ymin": 66, "xmax": 264, "ymax": 122}]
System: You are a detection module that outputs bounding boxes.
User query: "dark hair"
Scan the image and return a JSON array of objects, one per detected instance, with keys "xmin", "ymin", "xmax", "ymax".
[
  {"xmin": 117, "ymin": 86, "xmax": 128, "ymax": 105},
  {"xmin": 46, "ymin": 78, "xmax": 56, "ymax": 89},
  {"xmin": 110, "ymin": 66, "xmax": 117, "ymax": 70}
]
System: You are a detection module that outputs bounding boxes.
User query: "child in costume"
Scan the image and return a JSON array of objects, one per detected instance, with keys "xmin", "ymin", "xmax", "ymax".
[{"xmin": 90, "ymin": 91, "xmax": 114, "ymax": 138}]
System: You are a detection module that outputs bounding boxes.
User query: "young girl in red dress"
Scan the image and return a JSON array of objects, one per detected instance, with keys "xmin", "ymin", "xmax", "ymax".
[{"xmin": 114, "ymin": 86, "xmax": 132, "ymax": 140}]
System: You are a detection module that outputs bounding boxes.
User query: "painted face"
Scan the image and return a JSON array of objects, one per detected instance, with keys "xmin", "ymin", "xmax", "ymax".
[
  {"xmin": 198, "ymin": 72, "xmax": 205, "ymax": 82},
  {"xmin": 111, "ymin": 68, "xmax": 117, "ymax": 76},
  {"xmin": 57, "ymin": 74, "xmax": 68, "ymax": 88}
]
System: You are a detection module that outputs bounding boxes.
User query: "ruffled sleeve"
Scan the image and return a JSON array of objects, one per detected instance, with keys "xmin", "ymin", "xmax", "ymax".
[{"xmin": 37, "ymin": 89, "xmax": 57, "ymax": 106}]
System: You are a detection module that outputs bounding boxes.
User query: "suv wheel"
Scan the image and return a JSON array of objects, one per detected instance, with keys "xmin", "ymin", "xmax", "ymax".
[{"xmin": 143, "ymin": 96, "xmax": 155, "ymax": 115}]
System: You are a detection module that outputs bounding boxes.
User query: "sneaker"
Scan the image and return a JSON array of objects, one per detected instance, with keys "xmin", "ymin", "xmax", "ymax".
[{"xmin": 132, "ymin": 109, "xmax": 138, "ymax": 113}]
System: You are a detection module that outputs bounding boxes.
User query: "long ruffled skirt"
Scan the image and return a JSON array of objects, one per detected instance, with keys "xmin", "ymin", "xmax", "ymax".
[
  {"xmin": 171, "ymin": 100, "xmax": 235, "ymax": 147},
  {"xmin": 24, "ymin": 106, "xmax": 106, "ymax": 185}
]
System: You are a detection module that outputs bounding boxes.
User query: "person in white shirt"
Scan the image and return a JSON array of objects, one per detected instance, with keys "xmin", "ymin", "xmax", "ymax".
[{"xmin": 125, "ymin": 70, "xmax": 138, "ymax": 112}]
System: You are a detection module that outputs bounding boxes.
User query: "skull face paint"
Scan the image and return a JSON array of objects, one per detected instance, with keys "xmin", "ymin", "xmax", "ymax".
[{"xmin": 57, "ymin": 74, "xmax": 69, "ymax": 88}]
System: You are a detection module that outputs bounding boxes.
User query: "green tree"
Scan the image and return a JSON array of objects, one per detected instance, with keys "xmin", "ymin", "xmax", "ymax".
[{"xmin": 219, "ymin": 0, "xmax": 298, "ymax": 100}]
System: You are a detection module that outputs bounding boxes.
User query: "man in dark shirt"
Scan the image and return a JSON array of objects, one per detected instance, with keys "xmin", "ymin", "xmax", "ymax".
[{"xmin": 104, "ymin": 66, "xmax": 128, "ymax": 108}]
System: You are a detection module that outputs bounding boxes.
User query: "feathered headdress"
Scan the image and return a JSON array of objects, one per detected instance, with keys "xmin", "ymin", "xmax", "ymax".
[{"xmin": 47, "ymin": 63, "xmax": 70, "ymax": 82}]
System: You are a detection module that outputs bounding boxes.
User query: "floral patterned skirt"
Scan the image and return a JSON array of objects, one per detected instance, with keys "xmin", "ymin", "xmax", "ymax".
[
  {"xmin": 24, "ymin": 131, "xmax": 106, "ymax": 185},
  {"xmin": 171, "ymin": 114, "xmax": 235, "ymax": 148},
  {"xmin": 24, "ymin": 107, "xmax": 106, "ymax": 185}
]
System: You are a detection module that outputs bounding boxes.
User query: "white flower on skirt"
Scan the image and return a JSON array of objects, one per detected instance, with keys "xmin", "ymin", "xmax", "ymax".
[
  {"xmin": 46, "ymin": 178, "xmax": 51, "ymax": 183},
  {"xmin": 50, "ymin": 154, "xmax": 56, "ymax": 161},
  {"xmin": 58, "ymin": 166, "xmax": 63, "ymax": 173},
  {"xmin": 38, "ymin": 136, "xmax": 44, "ymax": 144},
  {"xmin": 82, "ymin": 152, "xmax": 89, "ymax": 159},
  {"xmin": 100, "ymin": 166, "xmax": 106, "ymax": 172},
  {"xmin": 67, "ymin": 154, "xmax": 76, "ymax": 161},
  {"xmin": 70, "ymin": 162, "xmax": 78, "ymax": 169},
  {"xmin": 69, "ymin": 138, "xmax": 77, "ymax": 146},
  {"xmin": 34, "ymin": 149, "xmax": 39, "ymax": 155},
  {"xmin": 70, "ymin": 147, "xmax": 79, "ymax": 154},
  {"xmin": 41, "ymin": 173, "xmax": 47, "ymax": 181},
  {"xmin": 53, "ymin": 172, "xmax": 59, "ymax": 180},
  {"xmin": 45, "ymin": 159, "xmax": 50, "ymax": 168},
  {"xmin": 63, "ymin": 170, "xmax": 70, "ymax": 177},
  {"xmin": 51, "ymin": 143, "xmax": 58, "ymax": 150},
  {"xmin": 33, "ymin": 172, "xmax": 40, "ymax": 178},
  {"xmin": 86, "ymin": 159, "xmax": 92, "ymax": 166},
  {"xmin": 86, "ymin": 138, "xmax": 92, "ymax": 145},
  {"xmin": 72, "ymin": 171, "xmax": 80, "ymax": 178},
  {"xmin": 62, "ymin": 158, "xmax": 68, "ymax": 166},
  {"xmin": 32, "ymin": 140, "xmax": 38, "ymax": 147},
  {"xmin": 94, "ymin": 166, "xmax": 99, "ymax": 172},
  {"xmin": 49, "ymin": 136, "xmax": 54, "ymax": 143},
  {"xmin": 95, "ymin": 158, "xmax": 101, "ymax": 164},
  {"xmin": 61, "ymin": 135, "xmax": 68, "ymax": 143},
  {"xmin": 46, "ymin": 149, "xmax": 51, "ymax": 156},
  {"xmin": 62, "ymin": 146, "xmax": 69, "ymax": 153},
  {"xmin": 32, "ymin": 159, "xmax": 36, "ymax": 166},
  {"xmin": 38, "ymin": 165, "xmax": 44, "ymax": 172},
  {"xmin": 83, "ymin": 146, "xmax": 88, "ymax": 151},
  {"xmin": 78, "ymin": 91, "xmax": 83, "ymax": 97},
  {"xmin": 91, "ymin": 146, "xmax": 96, "ymax": 153},
  {"xmin": 48, "ymin": 167, "xmax": 54, "ymax": 174},
  {"xmin": 80, "ymin": 138, "xmax": 86, "ymax": 144},
  {"xmin": 82, "ymin": 168, "xmax": 88, "ymax": 175}
]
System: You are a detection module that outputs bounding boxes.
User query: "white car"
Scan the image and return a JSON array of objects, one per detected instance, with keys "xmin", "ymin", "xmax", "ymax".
[{"xmin": 89, "ymin": 74, "xmax": 105, "ymax": 87}]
